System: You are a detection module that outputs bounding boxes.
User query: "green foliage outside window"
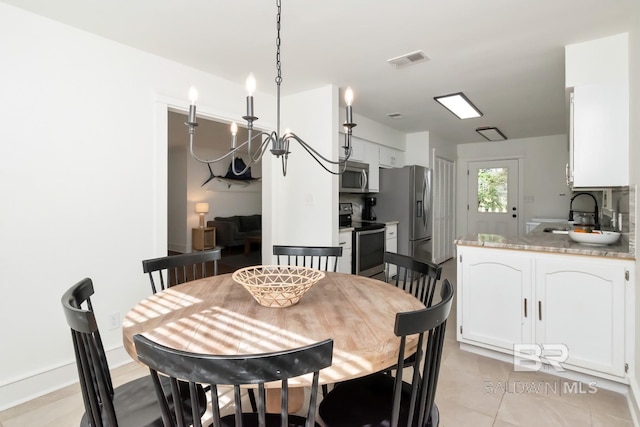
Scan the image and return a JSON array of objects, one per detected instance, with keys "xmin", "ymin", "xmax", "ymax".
[{"xmin": 477, "ymin": 168, "xmax": 508, "ymax": 212}]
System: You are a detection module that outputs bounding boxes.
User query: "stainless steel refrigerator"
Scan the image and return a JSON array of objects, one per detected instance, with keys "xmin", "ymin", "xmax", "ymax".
[{"xmin": 376, "ymin": 165, "xmax": 433, "ymax": 263}]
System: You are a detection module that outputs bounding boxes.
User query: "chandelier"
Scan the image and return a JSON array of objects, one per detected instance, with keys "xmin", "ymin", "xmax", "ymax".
[{"xmin": 185, "ymin": 0, "xmax": 356, "ymax": 177}]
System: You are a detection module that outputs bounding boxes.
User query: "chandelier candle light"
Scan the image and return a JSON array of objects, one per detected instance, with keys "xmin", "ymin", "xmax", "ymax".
[{"xmin": 185, "ymin": 0, "xmax": 356, "ymax": 176}]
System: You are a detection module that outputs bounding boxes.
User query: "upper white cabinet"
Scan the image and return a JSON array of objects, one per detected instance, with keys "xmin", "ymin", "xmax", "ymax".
[
  {"xmin": 565, "ymin": 33, "xmax": 629, "ymax": 188},
  {"xmin": 365, "ymin": 143, "xmax": 379, "ymax": 193},
  {"xmin": 569, "ymin": 83, "xmax": 628, "ymax": 188},
  {"xmin": 340, "ymin": 133, "xmax": 365, "ymax": 162},
  {"xmin": 379, "ymin": 146, "xmax": 404, "ymax": 168}
]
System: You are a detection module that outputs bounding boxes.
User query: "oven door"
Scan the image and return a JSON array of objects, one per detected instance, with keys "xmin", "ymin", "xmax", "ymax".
[{"xmin": 353, "ymin": 228, "xmax": 385, "ymax": 277}]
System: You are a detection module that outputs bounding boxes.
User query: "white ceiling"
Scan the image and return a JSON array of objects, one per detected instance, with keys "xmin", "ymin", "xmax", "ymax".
[{"xmin": 3, "ymin": 0, "xmax": 637, "ymax": 144}]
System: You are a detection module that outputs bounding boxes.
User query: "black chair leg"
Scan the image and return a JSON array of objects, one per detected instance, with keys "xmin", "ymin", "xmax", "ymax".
[
  {"xmin": 248, "ymin": 388, "xmax": 258, "ymax": 412},
  {"xmin": 322, "ymin": 384, "xmax": 328, "ymax": 396}
]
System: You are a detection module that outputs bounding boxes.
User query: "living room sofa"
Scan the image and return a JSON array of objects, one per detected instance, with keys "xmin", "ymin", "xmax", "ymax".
[{"xmin": 207, "ymin": 214, "xmax": 261, "ymax": 248}]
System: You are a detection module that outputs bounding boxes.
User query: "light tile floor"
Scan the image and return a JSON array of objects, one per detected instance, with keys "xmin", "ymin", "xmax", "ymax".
[{"xmin": 0, "ymin": 259, "xmax": 634, "ymax": 426}]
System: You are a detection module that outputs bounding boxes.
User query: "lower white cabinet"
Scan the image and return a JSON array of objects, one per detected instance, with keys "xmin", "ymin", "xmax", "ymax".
[
  {"xmin": 458, "ymin": 247, "xmax": 533, "ymax": 352},
  {"xmin": 457, "ymin": 245, "xmax": 632, "ymax": 380},
  {"xmin": 385, "ymin": 224, "xmax": 398, "ymax": 277},
  {"xmin": 338, "ymin": 230, "xmax": 352, "ymax": 274},
  {"xmin": 536, "ymin": 257, "xmax": 626, "ymax": 377}
]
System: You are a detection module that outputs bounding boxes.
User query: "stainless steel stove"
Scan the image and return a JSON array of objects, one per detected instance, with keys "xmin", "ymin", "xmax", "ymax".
[{"xmin": 339, "ymin": 203, "xmax": 386, "ymax": 278}]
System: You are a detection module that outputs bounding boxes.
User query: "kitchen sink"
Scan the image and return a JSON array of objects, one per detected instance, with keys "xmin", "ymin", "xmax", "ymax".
[{"xmin": 543, "ymin": 227, "xmax": 570, "ymax": 234}]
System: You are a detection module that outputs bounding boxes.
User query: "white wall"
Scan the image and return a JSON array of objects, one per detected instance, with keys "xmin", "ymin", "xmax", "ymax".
[
  {"xmin": 456, "ymin": 134, "xmax": 570, "ymax": 237},
  {"xmin": 0, "ymin": 3, "xmax": 279, "ymax": 409},
  {"xmin": 429, "ymin": 131, "xmax": 457, "ymax": 161},
  {"xmin": 264, "ymin": 85, "xmax": 339, "ymax": 259}
]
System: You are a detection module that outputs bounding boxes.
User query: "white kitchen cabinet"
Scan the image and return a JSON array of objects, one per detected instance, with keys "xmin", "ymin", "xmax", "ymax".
[
  {"xmin": 535, "ymin": 256, "xmax": 627, "ymax": 377},
  {"xmin": 565, "ymin": 33, "xmax": 629, "ymax": 189},
  {"xmin": 569, "ymin": 83, "xmax": 628, "ymax": 188},
  {"xmin": 339, "ymin": 133, "xmax": 365, "ymax": 162},
  {"xmin": 338, "ymin": 230, "xmax": 352, "ymax": 274},
  {"xmin": 457, "ymin": 245, "xmax": 632, "ymax": 381},
  {"xmin": 379, "ymin": 146, "xmax": 404, "ymax": 168},
  {"xmin": 365, "ymin": 143, "xmax": 379, "ymax": 193},
  {"xmin": 457, "ymin": 246, "xmax": 533, "ymax": 352},
  {"xmin": 385, "ymin": 224, "xmax": 398, "ymax": 277}
]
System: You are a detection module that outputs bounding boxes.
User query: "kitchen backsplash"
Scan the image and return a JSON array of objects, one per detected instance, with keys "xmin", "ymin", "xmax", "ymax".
[{"xmin": 339, "ymin": 193, "xmax": 367, "ymax": 221}]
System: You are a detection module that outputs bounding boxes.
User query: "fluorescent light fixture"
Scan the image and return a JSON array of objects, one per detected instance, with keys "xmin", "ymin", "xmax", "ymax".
[
  {"xmin": 434, "ymin": 92, "xmax": 482, "ymax": 119},
  {"xmin": 476, "ymin": 126, "xmax": 507, "ymax": 141}
]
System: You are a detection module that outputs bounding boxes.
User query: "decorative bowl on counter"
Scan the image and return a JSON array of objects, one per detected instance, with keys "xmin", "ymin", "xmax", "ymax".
[
  {"xmin": 232, "ymin": 265, "xmax": 325, "ymax": 308},
  {"xmin": 568, "ymin": 230, "xmax": 621, "ymax": 246}
]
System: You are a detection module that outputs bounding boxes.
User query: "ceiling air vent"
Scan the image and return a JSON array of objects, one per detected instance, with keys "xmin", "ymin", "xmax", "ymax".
[
  {"xmin": 387, "ymin": 50, "xmax": 429, "ymax": 68},
  {"xmin": 387, "ymin": 112, "xmax": 404, "ymax": 119}
]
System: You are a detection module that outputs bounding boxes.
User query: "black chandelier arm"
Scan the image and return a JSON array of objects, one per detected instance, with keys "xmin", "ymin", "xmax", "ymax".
[
  {"xmin": 285, "ymin": 133, "xmax": 351, "ymax": 175},
  {"xmin": 188, "ymin": 128, "xmax": 270, "ymax": 166}
]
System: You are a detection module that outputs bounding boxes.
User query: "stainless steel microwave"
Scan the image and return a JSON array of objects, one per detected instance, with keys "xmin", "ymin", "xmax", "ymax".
[{"xmin": 339, "ymin": 160, "xmax": 369, "ymax": 193}]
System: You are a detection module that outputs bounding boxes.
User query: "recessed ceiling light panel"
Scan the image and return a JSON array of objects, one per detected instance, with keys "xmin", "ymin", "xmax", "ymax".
[
  {"xmin": 434, "ymin": 92, "xmax": 482, "ymax": 119},
  {"xmin": 476, "ymin": 126, "xmax": 507, "ymax": 141}
]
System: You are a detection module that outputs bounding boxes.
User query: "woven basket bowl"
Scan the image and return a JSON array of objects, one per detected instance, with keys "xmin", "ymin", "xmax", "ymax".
[{"xmin": 232, "ymin": 265, "xmax": 325, "ymax": 308}]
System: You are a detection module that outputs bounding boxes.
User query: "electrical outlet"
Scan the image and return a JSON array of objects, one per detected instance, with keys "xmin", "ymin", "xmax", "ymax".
[{"xmin": 108, "ymin": 312, "xmax": 121, "ymax": 330}]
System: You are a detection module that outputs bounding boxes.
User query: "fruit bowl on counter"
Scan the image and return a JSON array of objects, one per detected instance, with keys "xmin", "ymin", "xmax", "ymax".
[{"xmin": 568, "ymin": 229, "xmax": 621, "ymax": 246}]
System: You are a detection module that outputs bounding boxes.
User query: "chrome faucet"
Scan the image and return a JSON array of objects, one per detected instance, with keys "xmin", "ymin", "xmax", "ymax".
[{"xmin": 568, "ymin": 192, "xmax": 600, "ymax": 230}]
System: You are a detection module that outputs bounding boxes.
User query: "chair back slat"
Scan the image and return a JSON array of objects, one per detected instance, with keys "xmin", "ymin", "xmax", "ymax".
[
  {"xmin": 142, "ymin": 249, "xmax": 221, "ymax": 293},
  {"xmin": 390, "ymin": 280, "xmax": 453, "ymax": 426},
  {"xmin": 134, "ymin": 335, "xmax": 333, "ymax": 427},
  {"xmin": 61, "ymin": 278, "xmax": 117, "ymax": 427},
  {"xmin": 273, "ymin": 245, "xmax": 343, "ymax": 272},
  {"xmin": 384, "ymin": 251, "xmax": 442, "ymax": 307}
]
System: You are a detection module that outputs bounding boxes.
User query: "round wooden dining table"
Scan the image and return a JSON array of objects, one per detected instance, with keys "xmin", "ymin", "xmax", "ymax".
[{"xmin": 122, "ymin": 271, "xmax": 425, "ymax": 388}]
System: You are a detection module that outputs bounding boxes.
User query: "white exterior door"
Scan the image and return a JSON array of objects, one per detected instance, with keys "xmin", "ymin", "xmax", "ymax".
[{"xmin": 467, "ymin": 159, "xmax": 519, "ymax": 236}]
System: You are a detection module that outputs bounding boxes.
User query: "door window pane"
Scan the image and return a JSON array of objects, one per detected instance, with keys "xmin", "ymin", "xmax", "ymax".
[{"xmin": 477, "ymin": 168, "xmax": 508, "ymax": 213}]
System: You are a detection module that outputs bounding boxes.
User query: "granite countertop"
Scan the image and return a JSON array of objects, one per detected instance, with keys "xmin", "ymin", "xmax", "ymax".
[{"xmin": 455, "ymin": 222, "xmax": 634, "ymax": 260}]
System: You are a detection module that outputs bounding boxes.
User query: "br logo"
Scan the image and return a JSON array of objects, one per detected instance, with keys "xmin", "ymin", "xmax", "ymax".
[{"xmin": 513, "ymin": 344, "xmax": 569, "ymax": 372}]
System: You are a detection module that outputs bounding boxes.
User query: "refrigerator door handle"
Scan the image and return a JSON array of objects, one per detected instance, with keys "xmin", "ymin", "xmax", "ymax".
[
  {"xmin": 422, "ymin": 169, "xmax": 430, "ymax": 229},
  {"xmin": 416, "ymin": 200, "xmax": 422, "ymax": 217}
]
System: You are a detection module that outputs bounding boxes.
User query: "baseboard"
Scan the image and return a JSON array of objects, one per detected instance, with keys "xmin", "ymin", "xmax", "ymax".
[
  {"xmin": 0, "ymin": 346, "xmax": 130, "ymax": 412},
  {"xmin": 168, "ymin": 242, "xmax": 188, "ymax": 253},
  {"xmin": 627, "ymin": 375, "xmax": 640, "ymax": 426}
]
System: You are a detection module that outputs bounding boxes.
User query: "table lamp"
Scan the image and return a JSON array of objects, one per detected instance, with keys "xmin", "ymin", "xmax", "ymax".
[{"xmin": 195, "ymin": 202, "xmax": 209, "ymax": 228}]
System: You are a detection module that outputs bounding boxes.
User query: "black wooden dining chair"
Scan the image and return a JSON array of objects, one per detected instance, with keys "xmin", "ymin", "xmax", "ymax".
[
  {"xmin": 134, "ymin": 334, "xmax": 334, "ymax": 427},
  {"xmin": 384, "ymin": 251, "xmax": 442, "ymax": 307},
  {"xmin": 318, "ymin": 279, "xmax": 454, "ymax": 427},
  {"xmin": 61, "ymin": 278, "xmax": 206, "ymax": 427},
  {"xmin": 142, "ymin": 248, "xmax": 221, "ymax": 293},
  {"xmin": 273, "ymin": 245, "xmax": 343, "ymax": 272}
]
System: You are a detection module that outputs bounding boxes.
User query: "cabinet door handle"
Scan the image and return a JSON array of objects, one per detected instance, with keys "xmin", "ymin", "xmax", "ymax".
[
  {"xmin": 538, "ymin": 301, "xmax": 542, "ymax": 321},
  {"xmin": 524, "ymin": 298, "xmax": 527, "ymax": 317}
]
